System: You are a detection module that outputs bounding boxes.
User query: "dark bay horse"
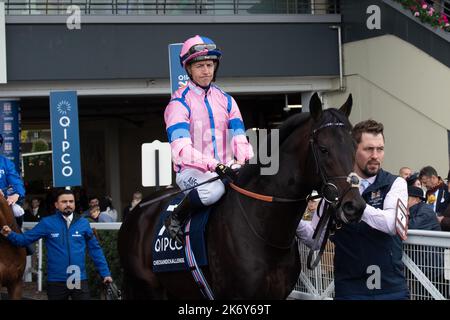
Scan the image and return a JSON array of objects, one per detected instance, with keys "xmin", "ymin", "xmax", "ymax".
[
  {"xmin": 118, "ymin": 93, "xmax": 366, "ymax": 299},
  {"xmin": 0, "ymin": 197, "xmax": 26, "ymax": 299}
]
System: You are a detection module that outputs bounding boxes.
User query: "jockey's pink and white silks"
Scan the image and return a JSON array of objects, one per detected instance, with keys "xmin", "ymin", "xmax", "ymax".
[{"xmin": 164, "ymin": 81, "xmax": 254, "ymax": 173}]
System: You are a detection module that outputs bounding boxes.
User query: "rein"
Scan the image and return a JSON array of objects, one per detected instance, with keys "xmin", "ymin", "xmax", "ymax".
[
  {"xmin": 229, "ymin": 183, "xmax": 307, "ymax": 203},
  {"xmin": 227, "ymin": 120, "xmax": 361, "ymax": 262}
]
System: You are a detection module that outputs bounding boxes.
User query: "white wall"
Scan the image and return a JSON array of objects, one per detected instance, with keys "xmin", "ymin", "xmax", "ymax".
[{"xmin": 324, "ymin": 35, "xmax": 450, "ymax": 177}]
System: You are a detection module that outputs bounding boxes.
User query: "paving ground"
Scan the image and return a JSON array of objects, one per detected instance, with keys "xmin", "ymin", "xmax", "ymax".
[{"xmin": 0, "ymin": 282, "xmax": 47, "ymax": 300}]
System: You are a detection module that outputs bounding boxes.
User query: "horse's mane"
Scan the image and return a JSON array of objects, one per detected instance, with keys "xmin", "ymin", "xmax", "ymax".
[{"xmin": 237, "ymin": 108, "xmax": 349, "ymax": 185}]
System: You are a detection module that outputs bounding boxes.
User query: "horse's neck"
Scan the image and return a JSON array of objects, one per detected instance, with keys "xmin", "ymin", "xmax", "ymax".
[
  {"xmin": 233, "ymin": 170, "xmax": 307, "ymax": 248},
  {"xmin": 0, "ymin": 200, "xmax": 16, "ymax": 229},
  {"xmin": 230, "ymin": 128, "xmax": 312, "ymax": 246}
]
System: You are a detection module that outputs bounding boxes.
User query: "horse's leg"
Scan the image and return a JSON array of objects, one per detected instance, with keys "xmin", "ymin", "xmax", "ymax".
[
  {"xmin": 7, "ymin": 281, "xmax": 23, "ymax": 300},
  {"xmin": 122, "ymin": 272, "xmax": 166, "ymax": 300}
]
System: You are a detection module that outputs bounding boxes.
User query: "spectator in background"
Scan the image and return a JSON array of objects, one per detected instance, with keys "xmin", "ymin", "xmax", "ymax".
[
  {"xmin": 100, "ymin": 196, "xmax": 117, "ymax": 222},
  {"xmin": 435, "ymin": 170, "xmax": 450, "ymax": 231},
  {"xmin": 438, "ymin": 205, "xmax": 450, "ymax": 231},
  {"xmin": 419, "ymin": 166, "xmax": 450, "ymax": 214},
  {"xmin": 407, "ymin": 186, "xmax": 441, "ymax": 231},
  {"xmin": 1, "ymin": 189, "xmax": 112, "ymax": 300},
  {"xmin": 24, "ymin": 197, "xmax": 48, "ymax": 222},
  {"xmin": 122, "ymin": 191, "xmax": 143, "ymax": 221},
  {"xmin": 82, "ymin": 196, "xmax": 100, "ymax": 217},
  {"xmin": 399, "ymin": 167, "xmax": 412, "ymax": 179},
  {"xmin": 407, "ymin": 186, "xmax": 443, "ymax": 285},
  {"xmin": 447, "ymin": 170, "xmax": 450, "ymax": 192},
  {"xmin": 302, "ymin": 190, "xmax": 320, "ymax": 221},
  {"xmin": 87, "ymin": 205, "xmax": 113, "ymax": 223},
  {"xmin": 406, "ymin": 172, "xmax": 422, "ymax": 188}
]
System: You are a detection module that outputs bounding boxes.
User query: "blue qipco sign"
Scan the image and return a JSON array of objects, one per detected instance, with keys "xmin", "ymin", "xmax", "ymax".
[
  {"xmin": 49, "ymin": 91, "xmax": 82, "ymax": 187},
  {"xmin": 168, "ymin": 43, "xmax": 189, "ymax": 94}
]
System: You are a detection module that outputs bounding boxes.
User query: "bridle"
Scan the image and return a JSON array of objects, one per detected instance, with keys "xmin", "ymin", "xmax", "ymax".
[
  {"xmin": 230, "ymin": 121, "xmax": 360, "ymax": 206},
  {"xmin": 229, "ymin": 120, "xmax": 361, "ymax": 253},
  {"xmin": 309, "ymin": 122, "xmax": 360, "ymax": 211}
]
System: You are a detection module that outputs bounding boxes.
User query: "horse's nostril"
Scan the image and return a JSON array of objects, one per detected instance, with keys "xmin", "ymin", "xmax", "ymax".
[{"xmin": 342, "ymin": 202, "xmax": 356, "ymax": 215}]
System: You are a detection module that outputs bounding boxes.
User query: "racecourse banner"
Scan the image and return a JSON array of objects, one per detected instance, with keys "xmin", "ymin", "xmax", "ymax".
[
  {"xmin": 49, "ymin": 91, "xmax": 82, "ymax": 187},
  {"xmin": 168, "ymin": 43, "xmax": 189, "ymax": 94},
  {"xmin": 0, "ymin": 100, "xmax": 21, "ymax": 172}
]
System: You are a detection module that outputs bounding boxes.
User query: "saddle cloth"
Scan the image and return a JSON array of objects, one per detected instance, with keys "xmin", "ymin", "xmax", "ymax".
[{"xmin": 152, "ymin": 193, "xmax": 211, "ymax": 273}]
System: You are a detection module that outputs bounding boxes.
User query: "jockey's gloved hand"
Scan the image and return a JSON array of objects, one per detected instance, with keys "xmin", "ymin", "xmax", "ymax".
[{"xmin": 215, "ymin": 163, "xmax": 237, "ymax": 183}]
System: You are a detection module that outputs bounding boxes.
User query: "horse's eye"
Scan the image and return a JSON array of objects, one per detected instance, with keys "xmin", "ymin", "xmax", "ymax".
[{"xmin": 319, "ymin": 146, "xmax": 329, "ymax": 154}]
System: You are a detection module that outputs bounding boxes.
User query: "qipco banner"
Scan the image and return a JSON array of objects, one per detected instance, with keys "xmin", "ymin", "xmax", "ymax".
[
  {"xmin": 50, "ymin": 91, "xmax": 82, "ymax": 187},
  {"xmin": 0, "ymin": 100, "xmax": 21, "ymax": 172},
  {"xmin": 168, "ymin": 43, "xmax": 189, "ymax": 94}
]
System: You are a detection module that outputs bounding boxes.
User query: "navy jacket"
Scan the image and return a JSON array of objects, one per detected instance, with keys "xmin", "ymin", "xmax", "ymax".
[
  {"xmin": 430, "ymin": 184, "xmax": 450, "ymax": 214},
  {"xmin": 0, "ymin": 155, "xmax": 25, "ymax": 198},
  {"xmin": 332, "ymin": 169, "xmax": 408, "ymax": 297},
  {"xmin": 409, "ymin": 202, "xmax": 441, "ymax": 231},
  {"xmin": 7, "ymin": 211, "xmax": 110, "ymax": 282}
]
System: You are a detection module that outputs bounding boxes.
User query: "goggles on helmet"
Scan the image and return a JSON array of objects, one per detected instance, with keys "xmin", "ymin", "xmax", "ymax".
[
  {"xmin": 189, "ymin": 44, "xmax": 217, "ymax": 54},
  {"xmin": 181, "ymin": 43, "xmax": 218, "ymax": 63}
]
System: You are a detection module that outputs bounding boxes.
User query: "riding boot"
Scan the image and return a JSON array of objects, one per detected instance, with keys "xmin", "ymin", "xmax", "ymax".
[{"xmin": 164, "ymin": 194, "xmax": 193, "ymax": 246}]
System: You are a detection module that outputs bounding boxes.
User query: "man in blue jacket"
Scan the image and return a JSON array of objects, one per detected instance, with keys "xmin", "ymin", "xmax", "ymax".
[{"xmin": 1, "ymin": 189, "xmax": 113, "ymax": 300}]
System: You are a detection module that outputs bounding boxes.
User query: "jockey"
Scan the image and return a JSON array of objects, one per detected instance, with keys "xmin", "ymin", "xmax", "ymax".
[
  {"xmin": 0, "ymin": 133, "xmax": 33, "ymax": 255},
  {"xmin": 164, "ymin": 35, "xmax": 254, "ymax": 244},
  {"xmin": 0, "ymin": 133, "xmax": 26, "ymax": 226}
]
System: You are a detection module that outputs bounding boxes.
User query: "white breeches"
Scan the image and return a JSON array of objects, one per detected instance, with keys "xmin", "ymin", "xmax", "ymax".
[{"xmin": 176, "ymin": 168, "xmax": 225, "ymax": 206}]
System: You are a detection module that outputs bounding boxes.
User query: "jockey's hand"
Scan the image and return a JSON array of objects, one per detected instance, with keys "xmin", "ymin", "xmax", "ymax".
[
  {"xmin": 0, "ymin": 189, "xmax": 4, "ymax": 197},
  {"xmin": 215, "ymin": 163, "xmax": 237, "ymax": 183},
  {"xmin": 226, "ymin": 160, "xmax": 242, "ymax": 171},
  {"xmin": 103, "ymin": 276, "xmax": 113, "ymax": 284},
  {"xmin": 1, "ymin": 225, "xmax": 11, "ymax": 237},
  {"xmin": 7, "ymin": 194, "xmax": 19, "ymax": 206}
]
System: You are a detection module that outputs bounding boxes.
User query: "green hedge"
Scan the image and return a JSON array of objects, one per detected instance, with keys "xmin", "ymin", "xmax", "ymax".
[{"xmin": 85, "ymin": 230, "xmax": 122, "ymax": 299}]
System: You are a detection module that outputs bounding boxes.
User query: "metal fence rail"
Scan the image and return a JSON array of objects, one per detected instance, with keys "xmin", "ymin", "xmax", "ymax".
[
  {"xmin": 3, "ymin": 0, "xmax": 340, "ymax": 15},
  {"xmin": 23, "ymin": 223, "xmax": 449, "ymax": 299},
  {"xmin": 292, "ymin": 229, "xmax": 450, "ymax": 300}
]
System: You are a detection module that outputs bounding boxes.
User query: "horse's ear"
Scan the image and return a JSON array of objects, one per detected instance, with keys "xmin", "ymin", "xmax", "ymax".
[
  {"xmin": 309, "ymin": 92, "xmax": 323, "ymax": 121},
  {"xmin": 339, "ymin": 94, "xmax": 352, "ymax": 118}
]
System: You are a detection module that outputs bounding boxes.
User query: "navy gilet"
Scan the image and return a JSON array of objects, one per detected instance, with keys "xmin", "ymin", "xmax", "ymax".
[{"xmin": 332, "ymin": 169, "xmax": 408, "ymax": 297}]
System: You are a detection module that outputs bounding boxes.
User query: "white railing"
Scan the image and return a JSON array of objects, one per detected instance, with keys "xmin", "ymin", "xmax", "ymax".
[
  {"xmin": 21, "ymin": 222, "xmax": 450, "ymax": 299},
  {"xmin": 291, "ymin": 229, "xmax": 450, "ymax": 300}
]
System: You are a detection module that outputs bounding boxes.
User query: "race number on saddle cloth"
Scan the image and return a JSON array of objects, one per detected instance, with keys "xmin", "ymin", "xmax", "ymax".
[{"xmin": 152, "ymin": 194, "xmax": 211, "ymax": 273}]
